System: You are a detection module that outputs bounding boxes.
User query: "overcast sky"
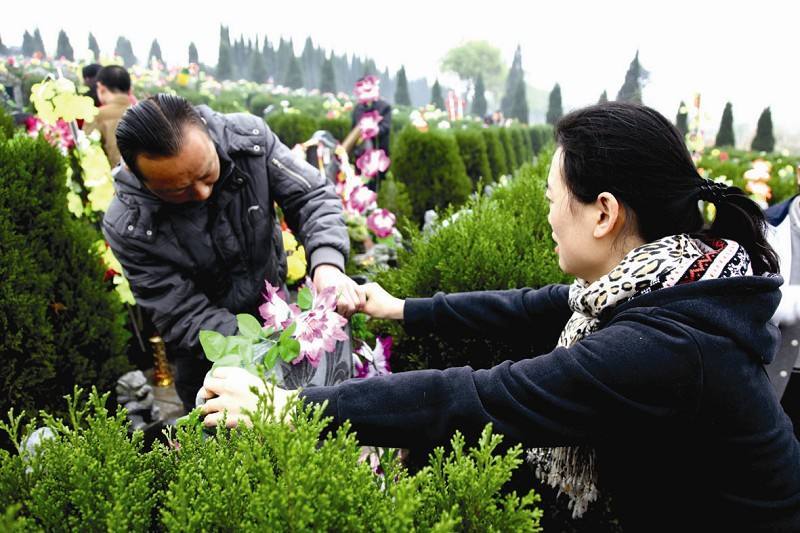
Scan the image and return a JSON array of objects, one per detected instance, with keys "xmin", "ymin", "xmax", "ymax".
[{"xmin": 4, "ymin": 0, "xmax": 799, "ymax": 149}]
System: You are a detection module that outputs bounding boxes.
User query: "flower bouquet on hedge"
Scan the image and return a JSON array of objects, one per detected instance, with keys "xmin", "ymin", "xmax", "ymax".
[{"xmin": 199, "ymin": 279, "xmax": 351, "ymax": 392}]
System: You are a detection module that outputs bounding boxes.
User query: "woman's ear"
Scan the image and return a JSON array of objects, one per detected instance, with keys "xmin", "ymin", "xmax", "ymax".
[{"xmin": 592, "ymin": 192, "xmax": 622, "ymax": 239}]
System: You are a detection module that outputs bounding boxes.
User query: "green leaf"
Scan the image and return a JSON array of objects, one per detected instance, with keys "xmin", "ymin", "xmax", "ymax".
[
  {"xmin": 199, "ymin": 330, "xmax": 226, "ymax": 362},
  {"xmin": 213, "ymin": 353, "xmax": 242, "ymax": 369},
  {"xmin": 280, "ymin": 338, "xmax": 301, "ymax": 362},
  {"xmin": 264, "ymin": 345, "xmax": 280, "ymax": 370},
  {"xmin": 279, "ymin": 322, "xmax": 297, "ymax": 343},
  {"xmin": 297, "ymin": 286, "xmax": 313, "ymax": 310},
  {"xmin": 375, "ymin": 235, "xmax": 397, "ymax": 248},
  {"xmin": 236, "ymin": 314, "xmax": 263, "ymax": 339}
]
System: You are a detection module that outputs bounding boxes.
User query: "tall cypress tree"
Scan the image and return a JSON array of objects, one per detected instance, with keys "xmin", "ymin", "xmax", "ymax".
[
  {"xmin": 715, "ymin": 102, "xmax": 736, "ymax": 147},
  {"xmin": 262, "ymin": 39, "xmax": 276, "ymax": 80},
  {"xmin": 380, "ymin": 66, "xmax": 395, "ymax": 102},
  {"xmin": 616, "ymin": 50, "xmax": 648, "ymax": 104},
  {"xmin": 675, "ymin": 101, "xmax": 689, "ymax": 138},
  {"xmin": 394, "ymin": 66, "xmax": 411, "ymax": 106},
  {"xmin": 114, "ymin": 36, "xmax": 136, "ymax": 67},
  {"xmin": 33, "ymin": 28, "xmax": 46, "ymax": 57},
  {"xmin": 472, "ymin": 74, "xmax": 487, "ymax": 117},
  {"xmin": 546, "ymin": 83, "xmax": 563, "ymax": 126},
  {"xmin": 0, "ymin": 34, "xmax": 8, "ymax": 56},
  {"xmin": 22, "ymin": 31, "xmax": 35, "ymax": 57},
  {"xmin": 250, "ymin": 47, "xmax": 267, "ymax": 84},
  {"xmin": 510, "ymin": 78, "xmax": 529, "ymax": 123},
  {"xmin": 285, "ymin": 55, "xmax": 304, "ymax": 89},
  {"xmin": 276, "ymin": 38, "xmax": 293, "ymax": 85},
  {"xmin": 362, "ymin": 58, "xmax": 378, "ymax": 77},
  {"xmin": 501, "ymin": 45, "xmax": 524, "ymax": 116},
  {"xmin": 319, "ymin": 55, "xmax": 336, "ymax": 93},
  {"xmin": 188, "ymin": 42, "xmax": 198, "ymax": 64},
  {"xmin": 430, "ymin": 79, "xmax": 445, "ymax": 110},
  {"xmin": 56, "ymin": 30, "xmax": 74, "ymax": 61},
  {"xmin": 148, "ymin": 39, "xmax": 163, "ymax": 66},
  {"xmin": 598, "ymin": 90, "xmax": 608, "ymax": 104},
  {"xmin": 216, "ymin": 26, "xmax": 233, "ymax": 80},
  {"xmin": 88, "ymin": 33, "xmax": 100, "ymax": 61},
  {"xmin": 751, "ymin": 107, "xmax": 775, "ymax": 152},
  {"xmin": 300, "ymin": 37, "xmax": 318, "ymax": 89}
]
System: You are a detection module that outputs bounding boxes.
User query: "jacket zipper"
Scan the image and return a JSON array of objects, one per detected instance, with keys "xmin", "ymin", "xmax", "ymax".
[{"xmin": 271, "ymin": 157, "xmax": 311, "ymax": 189}]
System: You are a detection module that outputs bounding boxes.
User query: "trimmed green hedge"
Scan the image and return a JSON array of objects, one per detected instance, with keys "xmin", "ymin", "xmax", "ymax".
[
  {"xmin": 267, "ymin": 112, "xmax": 319, "ymax": 148},
  {"xmin": 317, "ymin": 116, "xmax": 352, "ymax": 143},
  {"xmin": 511, "ymin": 128, "xmax": 529, "ymax": 168},
  {"xmin": 373, "ymin": 150, "xmax": 569, "ymax": 372},
  {"xmin": 498, "ymin": 128, "xmax": 518, "ymax": 171},
  {"xmin": 529, "ymin": 125, "xmax": 554, "ymax": 157},
  {"xmin": 453, "ymin": 129, "xmax": 493, "ymax": 186},
  {"xmin": 481, "ymin": 128, "xmax": 509, "ymax": 179},
  {"xmin": 0, "ymin": 128, "xmax": 130, "ymax": 418},
  {"xmin": 392, "ymin": 126, "xmax": 472, "ymax": 223},
  {"xmin": 0, "ymin": 388, "xmax": 542, "ymax": 531},
  {"xmin": 377, "ymin": 172, "xmax": 414, "ymax": 224}
]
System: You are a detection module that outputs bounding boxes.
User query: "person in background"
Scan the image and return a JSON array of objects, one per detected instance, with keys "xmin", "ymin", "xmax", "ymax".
[
  {"xmin": 351, "ymin": 75, "xmax": 391, "ymax": 192},
  {"xmin": 84, "ymin": 65, "xmax": 132, "ymax": 167},
  {"xmin": 82, "ymin": 63, "xmax": 101, "ymax": 107},
  {"xmin": 765, "ymin": 169, "xmax": 800, "ymax": 432}
]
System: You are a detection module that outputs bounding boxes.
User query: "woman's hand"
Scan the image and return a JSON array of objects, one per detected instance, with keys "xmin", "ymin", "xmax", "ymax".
[
  {"xmin": 357, "ymin": 282, "xmax": 405, "ymax": 320},
  {"xmin": 198, "ymin": 367, "xmax": 296, "ymax": 428}
]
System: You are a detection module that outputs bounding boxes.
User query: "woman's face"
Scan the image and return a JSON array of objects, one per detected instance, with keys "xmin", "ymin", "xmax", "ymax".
[{"xmin": 546, "ymin": 147, "xmax": 609, "ymax": 281}]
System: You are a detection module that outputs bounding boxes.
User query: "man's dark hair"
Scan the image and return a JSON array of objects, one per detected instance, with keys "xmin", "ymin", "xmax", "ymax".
[
  {"xmin": 82, "ymin": 63, "xmax": 101, "ymax": 80},
  {"xmin": 116, "ymin": 94, "xmax": 207, "ymax": 179},
  {"xmin": 96, "ymin": 65, "xmax": 132, "ymax": 93}
]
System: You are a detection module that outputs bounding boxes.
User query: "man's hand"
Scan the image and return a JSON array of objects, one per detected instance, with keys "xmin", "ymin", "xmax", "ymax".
[
  {"xmin": 357, "ymin": 282, "xmax": 405, "ymax": 320},
  {"xmin": 313, "ymin": 264, "xmax": 364, "ymax": 318},
  {"xmin": 199, "ymin": 367, "xmax": 296, "ymax": 428}
]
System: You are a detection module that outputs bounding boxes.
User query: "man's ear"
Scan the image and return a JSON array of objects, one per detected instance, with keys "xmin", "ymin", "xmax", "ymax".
[{"xmin": 592, "ymin": 192, "xmax": 622, "ymax": 239}]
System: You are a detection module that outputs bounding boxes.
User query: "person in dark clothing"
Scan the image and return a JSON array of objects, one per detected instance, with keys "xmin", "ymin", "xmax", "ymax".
[
  {"xmin": 199, "ymin": 102, "xmax": 800, "ymax": 530},
  {"xmin": 351, "ymin": 75, "xmax": 391, "ymax": 192},
  {"xmin": 104, "ymin": 94, "xmax": 359, "ymax": 412},
  {"xmin": 82, "ymin": 63, "xmax": 102, "ymax": 107}
]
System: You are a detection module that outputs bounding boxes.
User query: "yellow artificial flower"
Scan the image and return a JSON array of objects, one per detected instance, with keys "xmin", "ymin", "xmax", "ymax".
[
  {"xmin": 286, "ymin": 246, "xmax": 308, "ymax": 283},
  {"xmin": 282, "ymin": 230, "xmax": 299, "ymax": 252},
  {"xmin": 87, "ymin": 180, "xmax": 115, "ymax": 212},
  {"xmin": 66, "ymin": 192, "xmax": 84, "ymax": 218}
]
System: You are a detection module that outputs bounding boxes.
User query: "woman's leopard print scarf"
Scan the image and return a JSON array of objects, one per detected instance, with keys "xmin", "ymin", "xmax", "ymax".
[{"xmin": 527, "ymin": 233, "xmax": 752, "ymax": 518}]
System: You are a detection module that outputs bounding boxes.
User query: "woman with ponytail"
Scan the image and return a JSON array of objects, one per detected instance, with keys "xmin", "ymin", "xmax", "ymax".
[{"xmin": 201, "ymin": 103, "xmax": 800, "ymax": 530}]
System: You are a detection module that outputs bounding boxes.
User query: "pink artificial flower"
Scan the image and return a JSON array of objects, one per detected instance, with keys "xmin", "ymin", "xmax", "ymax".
[
  {"xmin": 354, "ymin": 336, "xmax": 393, "ymax": 378},
  {"xmin": 356, "ymin": 149, "xmax": 390, "ymax": 178},
  {"xmin": 366, "ymin": 208, "xmax": 396, "ymax": 238},
  {"xmin": 354, "ymin": 75, "xmax": 380, "ymax": 104},
  {"xmin": 347, "ymin": 185, "xmax": 377, "ymax": 215},
  {"xmin": 292, "ymin": 281, "xmax": 348, "ymax": 367},
  {"xmin": 336, "ymin": 173, "xmax": 367, "ymax": 204},
  {"xmin": 258, "ymin": 281, "xmax": 300, "ymax": 330},
  {"xmin": 357, "ymin": 110, "xmax": 382, "ymax": 140},
  {"xmin": 719, "ymin": 151, "xmax": 729, "ymax": 162},
  {"xmin": 25, "ymin": 115, "xmax": 43, "ymax": 134}
]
